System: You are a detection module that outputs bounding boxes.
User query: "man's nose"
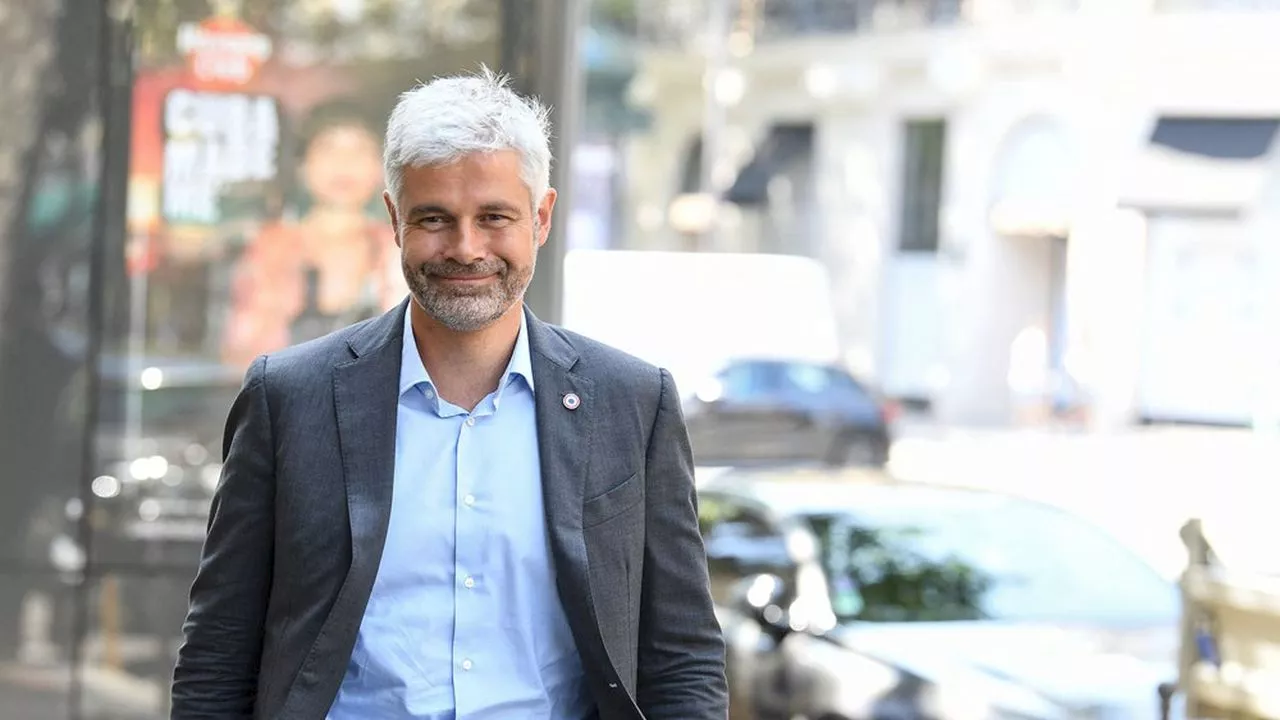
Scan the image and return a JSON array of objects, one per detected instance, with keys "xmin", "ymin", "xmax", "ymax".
[{"xmin": 444, "ymin": 221, "xmax": 486, "ymax": 265}]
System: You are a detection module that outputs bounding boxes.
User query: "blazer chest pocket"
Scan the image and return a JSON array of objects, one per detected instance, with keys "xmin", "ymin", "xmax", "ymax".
[{"xmin": 582, "ymin": 472, "xmax": 643, "ymax": 529}]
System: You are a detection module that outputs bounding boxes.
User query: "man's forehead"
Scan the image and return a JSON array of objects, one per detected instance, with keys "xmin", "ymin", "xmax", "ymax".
[
  {"xmin": 403, "ymin": 199, "xmax": 526, "ymax": 215},
  {"xmin": 398, "ymin": 161, "xmax": 535, "ymax": 210}
]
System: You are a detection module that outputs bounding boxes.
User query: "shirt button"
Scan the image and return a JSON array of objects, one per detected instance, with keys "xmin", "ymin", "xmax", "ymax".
[
  {"xmin": 464, "ymin": 576, "xmax": 475, "ymax": 589},
  {"xmin": 424, "ymin": 387, "xmax": 435, "ymax": 399},
  {"xmin": 465, "ymin": 416, "xmax": 476, "ymax": 427},
  {"xmin": 463, "ymin": 494, "xmax": 475, "ymax": 506},
  {"xmin": 461, "ymin": 659, "xmax": 473, "ymax": 671}
]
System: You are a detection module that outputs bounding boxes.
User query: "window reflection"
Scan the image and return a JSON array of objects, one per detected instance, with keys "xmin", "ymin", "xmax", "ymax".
[
  {"xmin": 808, "ymin": 516, "xmax": 993, "ymax": 622},
  {"xmin": 115, "ymin": 0, "xmax": 503, "ymax": 570},
  {"xmin": 221, "ymin": 100, "xmax": 396, "ymax": 368},
  {"xmin": 700, "ymin": 498, "xmax": 795, "ymax": 606},
  {"xmin": 806, "ymin": 495, "xmax": 1180, "ymax": 624}
]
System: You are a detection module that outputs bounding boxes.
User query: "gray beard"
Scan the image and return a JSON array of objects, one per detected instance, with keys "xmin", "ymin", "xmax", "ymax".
[{"xmin": 403, "ymin": 231, "xmax": 538, "ymax": 332}]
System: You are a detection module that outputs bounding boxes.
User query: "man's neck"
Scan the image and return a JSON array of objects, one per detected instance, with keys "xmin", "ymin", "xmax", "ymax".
[{"xmin": 411, "ymin": 303, "xmax": 523, "ymax": 412}]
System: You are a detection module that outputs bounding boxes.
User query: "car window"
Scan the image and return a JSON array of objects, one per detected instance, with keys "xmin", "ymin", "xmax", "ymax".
[
  {"xmin": 781, "ymin": 363, "xmax": 830, "ymax": 395},
  {"xmin": 805, "ymin": 494, "xmax": 1179, "ymax": 624},
  {"xmin": 824, "ymin": 368, "xmax": 873, "ymax": 404},
  {"xmin": 777, "ymin": 362, "xmax": 876, "ymax": 407},
  {"xmin": 698, "ymin": 493, "xmax": 731, "ymax": 537},
  {"xmin": 700, "ymin": 495, "xmax": 795, "ymax": 605},
  {"xmin": 715, "ymin": 362, "xmax": 780, "ymax": 400}
]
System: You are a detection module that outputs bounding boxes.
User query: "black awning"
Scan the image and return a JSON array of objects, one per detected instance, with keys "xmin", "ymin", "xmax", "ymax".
[
  {"xmin": 1150, "ymin": 117, "xmax": 1279, "ymax": 160},
  {"xmin": 1120, "ymin": 116, "xmax": 1280, "ymax": 212},
  {"xmin": 724, "ymin": 125, "xmax": 814, "ymax": 206}
]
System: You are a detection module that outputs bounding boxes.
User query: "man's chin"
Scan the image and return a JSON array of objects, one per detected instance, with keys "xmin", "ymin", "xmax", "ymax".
[
  {"xmin": 416, "ymin": 296, "xmax": 512, "ymax": 332},
  {"xmin": 428, "ymin": 278, "xmax": 498, "ymax": 294}
]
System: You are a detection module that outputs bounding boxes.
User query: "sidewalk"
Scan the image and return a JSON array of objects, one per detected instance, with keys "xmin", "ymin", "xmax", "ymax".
[
  {"xmin": 0, "ymin": 679, "xmax": 72, "ymax": 720},
  {"xmin": 0, "ymin": 659, "xmax": 163, "ymax": 719}
]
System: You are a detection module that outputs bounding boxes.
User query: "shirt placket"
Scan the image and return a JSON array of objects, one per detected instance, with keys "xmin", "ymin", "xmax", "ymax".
[{"xmin": 451, "ymin": 402, "xmax": 493, "ymax": 714}]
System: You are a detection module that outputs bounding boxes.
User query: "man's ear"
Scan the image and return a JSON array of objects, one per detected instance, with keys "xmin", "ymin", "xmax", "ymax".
[
  {"xmin": 535, "ymin": 188, "xmax": 557, "ymax": 248},
  {"xmin": 383, "ymin": 190, "xmax": 401, "ymax": 247}
]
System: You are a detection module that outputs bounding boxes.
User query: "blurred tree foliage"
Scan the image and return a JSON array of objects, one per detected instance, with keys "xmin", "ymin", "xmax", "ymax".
[
  {"xmin": 0, "ymin": 0, "xmax": 108, "ymax": 660},
  {"xmin": 132, "ymin": 0, "xmax": 501, "ymax": 66},
  {"xmin": 592, "ymin": 0, "xmax": 639, "ymax": 31},
  {"xmin": 808, "ymin": 516, "xmax": 996, "ymax": 623}
]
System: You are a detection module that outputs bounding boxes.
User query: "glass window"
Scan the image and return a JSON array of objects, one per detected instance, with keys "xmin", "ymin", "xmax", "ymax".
[
  {"xmin": 823, "ymin": 367, "xmax": 875, "ymax": 406},
  {"xmin": 805, "ymin": 491, "xmax": 1180, "ymax": 624},
  {"xmin": 781, "ymin": 362, "xmax": 831, "ymax": 395},
  {"xmin": 716, "ymin": 361, "xmax": 781, "ymax": 400},
  {"xmin": 6, "ymin": 0, "xmax": 576, "ymax": 714},
  {"xmin": 898, "ymin": 119, "xmax": 947, "ymax": 253},
  {"xmin": 0, "ymin": 0, "xmax": 107, "ymax": 690},
  {"xmin": 69, "ymin": 0, "xmax": 523, "ymax": 712},
  {"xmin": 117, "ymin": 0, "xmax": 506, "ymax": 549},
  {"xmin": 700, "ymin": 495, "xmax": 794, "ymax": 605}
]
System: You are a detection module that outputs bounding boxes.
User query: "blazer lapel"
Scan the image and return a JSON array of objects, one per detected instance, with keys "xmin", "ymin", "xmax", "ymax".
[
  {"xmin": 280, "ymin": 300, "xmax": 405, "ymax": 718},
  {"xmin": 333, "ymin": 300, "xmax": 405, "ymax": 590},
  {"xmin": 526, "ymin": 307, "xmax": 618, "ymax": 675}
]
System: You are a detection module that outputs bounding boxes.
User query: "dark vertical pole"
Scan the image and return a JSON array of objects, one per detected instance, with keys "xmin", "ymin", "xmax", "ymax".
[
  {"xmin": 69, "ymin": 0, "xmax": 130, "ymax": 716},
  {"xmin": 502, "ymin": 0, "xmax": 585, "ymax": 325}
]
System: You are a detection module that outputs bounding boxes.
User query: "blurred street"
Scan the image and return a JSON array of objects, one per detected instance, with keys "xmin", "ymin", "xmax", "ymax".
[
  {"xmin": 0, "ymin": 655, "xmax": 162, "ymax": 719},
  {"xmin": 8, "ymin": 0, "xmax": 1280, "ymax": 717},
  {"xmin": 0, "ymin": 420, "xmax": 1272, "ymax": 717},
  {"xmin": 0, "ymin": 648, "xmax": 165, "ymax": 712}
]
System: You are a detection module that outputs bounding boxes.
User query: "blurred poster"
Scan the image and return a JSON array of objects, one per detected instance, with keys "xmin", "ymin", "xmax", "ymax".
[
  {"xmin": 98, "ymin": 0, "xmax": 501, "ymax": 560},
  {"xmin": 124, "ymin": 0, "xmax": 501, "ymax": 369},
  {"xmin": 220, "ymin": 98, "xmax": 396, "ymax": 368},
  {"xmin": 160, "ymin": 89, "xmax": 280, "ymax": 227}
]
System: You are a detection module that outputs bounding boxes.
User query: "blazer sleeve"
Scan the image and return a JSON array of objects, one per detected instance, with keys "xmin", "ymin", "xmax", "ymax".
[
  {"xmin": 634, "ymin": 368, "xmax": 729, "ymax": 719},
  {"xmin": 171, "ymin": 354, "xmax": 276, "ymax": 719}
]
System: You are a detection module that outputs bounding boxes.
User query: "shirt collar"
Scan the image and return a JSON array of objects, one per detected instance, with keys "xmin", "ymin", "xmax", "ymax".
[{"xmin": 399, "ymin": 304, "xmax": 535, "ymax": 398}]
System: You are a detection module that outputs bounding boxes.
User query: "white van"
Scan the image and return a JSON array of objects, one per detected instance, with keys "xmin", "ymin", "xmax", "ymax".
[{"xmin": 559, "ymin": 249, "xmax": 842, "ymax": 394}]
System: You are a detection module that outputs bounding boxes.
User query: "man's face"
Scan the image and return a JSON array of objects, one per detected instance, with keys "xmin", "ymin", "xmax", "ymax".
[{"xmin": 385, "ymin": 150, "xmax": 555, "ymax": 332}]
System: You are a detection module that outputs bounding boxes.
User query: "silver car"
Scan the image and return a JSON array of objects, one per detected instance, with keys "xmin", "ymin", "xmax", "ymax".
[{"xmin": 698, "ymin": 467, "xmax": 1180, "ymax": 720}]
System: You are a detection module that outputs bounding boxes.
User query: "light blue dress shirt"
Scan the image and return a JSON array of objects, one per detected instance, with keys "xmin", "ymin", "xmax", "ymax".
[{"xmin": 327, "ymin": 308, "xmax": 593, "ymax": 719}]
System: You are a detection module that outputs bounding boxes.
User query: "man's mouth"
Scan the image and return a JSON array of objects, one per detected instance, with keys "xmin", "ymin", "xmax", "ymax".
[{"xmin": 433, "ymin": 274, "xmax": 498, "ymax": 287}]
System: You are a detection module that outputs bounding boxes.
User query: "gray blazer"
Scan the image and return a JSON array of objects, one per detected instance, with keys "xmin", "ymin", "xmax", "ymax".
[{"xmin": 171, "ymin": 301, "xmax": 728, "ymax": 719}]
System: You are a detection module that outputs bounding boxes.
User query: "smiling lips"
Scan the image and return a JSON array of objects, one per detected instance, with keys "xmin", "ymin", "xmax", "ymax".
[
  {"xmin": 433, "ymin": 273, "xmax": 500, "ymax": 290},
  {"xmin": 436, "ymin": 274, "xmax": 496, "ymax": 283}
]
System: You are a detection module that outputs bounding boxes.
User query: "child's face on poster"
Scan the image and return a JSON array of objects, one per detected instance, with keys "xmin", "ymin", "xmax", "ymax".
[{"xmin": 302, "ymin": 123, "xmax": 384, "ymax": 211}]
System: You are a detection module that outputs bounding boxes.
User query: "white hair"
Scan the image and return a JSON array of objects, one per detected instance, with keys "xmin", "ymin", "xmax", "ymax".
[{"xmin": 382, "ymin": 66, "xmax": 553, "ymax": 208}]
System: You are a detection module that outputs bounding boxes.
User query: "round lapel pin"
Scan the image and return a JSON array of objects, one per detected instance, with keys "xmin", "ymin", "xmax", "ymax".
[{"xmin": 562, "ymin": 392, "xmax": 581, "ymax": 410}]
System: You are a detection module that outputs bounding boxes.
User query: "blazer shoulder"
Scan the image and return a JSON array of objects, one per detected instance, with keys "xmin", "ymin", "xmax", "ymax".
[
  {"xmin": 257, "ymin": 316, "xmax": 380, "ymax": 387},
  {"xmin": 551, "ymin": 326, "xmax": 667, "ymax": 398}
]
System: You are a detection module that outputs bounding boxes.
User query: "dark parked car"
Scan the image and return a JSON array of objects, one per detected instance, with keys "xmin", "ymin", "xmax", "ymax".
[
  {"xmin": 91, "ymin": 357, "xmax": 242, "ymax": 557},
  {"xmin": 698, "ymin": 467, "xmax": 1180, "ymax": 720},
  {"xmin": 683, "ymin": 359, "xmax": 897, "ymax": 467}
]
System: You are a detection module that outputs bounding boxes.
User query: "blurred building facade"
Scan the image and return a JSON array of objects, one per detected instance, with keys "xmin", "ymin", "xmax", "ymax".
[{"xmin": 613, "ymin": 0, "xmax": 1280, "ymax": 429}]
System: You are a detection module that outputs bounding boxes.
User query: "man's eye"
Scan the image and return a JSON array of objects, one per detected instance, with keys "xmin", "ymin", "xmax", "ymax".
[
  {"xmin": 482, "ymin": 214, "xmax": 509, "ymax": 223},
  {"xmin": 422, "ymin": 216, "xmax": 447, "ymax": 225}
]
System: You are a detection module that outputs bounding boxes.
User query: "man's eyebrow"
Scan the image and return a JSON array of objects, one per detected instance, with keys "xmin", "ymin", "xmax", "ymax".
[
  {"xmin": 479, "ymin": 202, "xmax": 523, "ymax": 215},
  {"xmin": 405, "ymin": 204, "xmax": 451, "ymax": 219}
]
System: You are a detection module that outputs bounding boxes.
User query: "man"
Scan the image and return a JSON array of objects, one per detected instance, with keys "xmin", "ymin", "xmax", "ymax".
[{"xmin": 170, "ymin": 69, "xmax": 728, "ymax": 719}]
